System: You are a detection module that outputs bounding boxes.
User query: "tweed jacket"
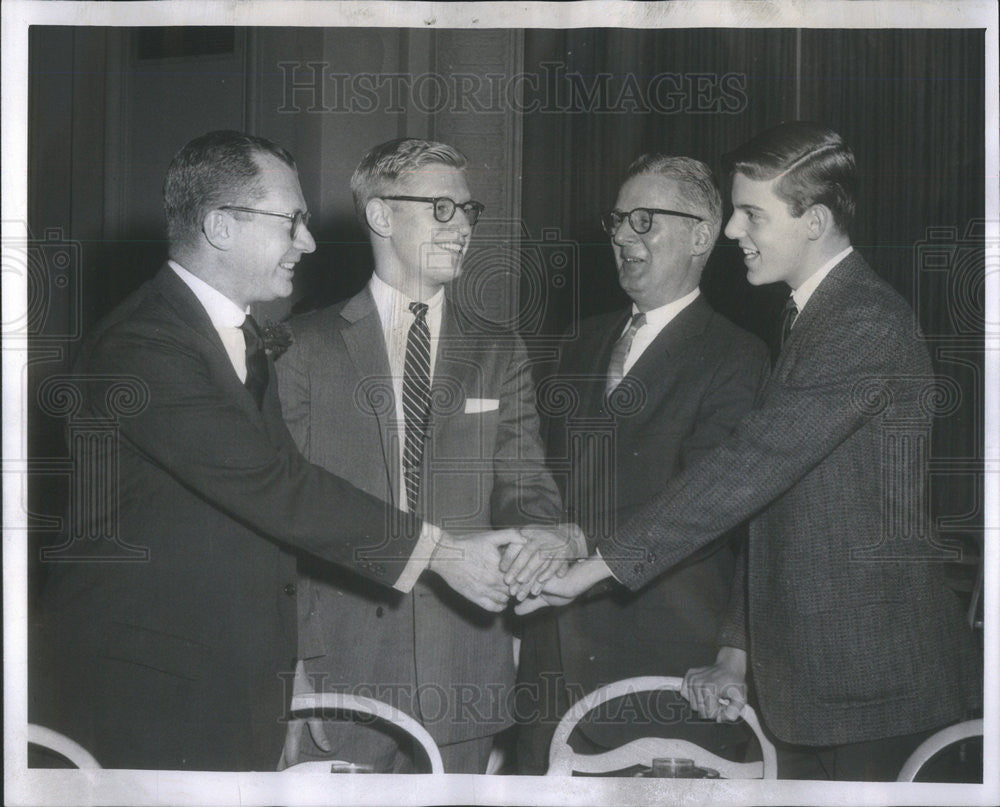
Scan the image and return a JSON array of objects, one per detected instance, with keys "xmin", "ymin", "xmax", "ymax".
[{"xmin": 605, "ymin": 251, "xmax": 980, "ymax": 746}]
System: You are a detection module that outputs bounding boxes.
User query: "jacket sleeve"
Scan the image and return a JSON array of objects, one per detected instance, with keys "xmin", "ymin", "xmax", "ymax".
[
  {"xmin": 604, "ymin": 306, "xmax": 926, "ymax": 590},
  {"xmin": 82, "ymin": 319, "xmax": 424, "ymax": 587}
]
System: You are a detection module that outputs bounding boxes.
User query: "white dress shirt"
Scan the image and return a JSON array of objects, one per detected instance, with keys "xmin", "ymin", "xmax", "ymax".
[
  {"xmin": 621, "ymin": 287, "xmax": 701, "ymax": 375},
  {"xmin": 169, "ymin": 260, "xmax": 251, "ymax": 382}
]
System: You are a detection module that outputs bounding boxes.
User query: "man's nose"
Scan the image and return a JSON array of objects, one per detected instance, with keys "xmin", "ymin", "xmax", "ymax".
[
  {"xmin": 295, "ymin": 222, "xmax": 317, "ymax": 253},
  {"xmin": 723, "ymin": 213, "xmax": 742, "ymax": 241},
  {"xmin": 454, "ymin": 208, "xmax": 474, "ymax": 235},
  {"xmin": 613, "ymin": 220, "xmax": 638, "ymax": 247}
]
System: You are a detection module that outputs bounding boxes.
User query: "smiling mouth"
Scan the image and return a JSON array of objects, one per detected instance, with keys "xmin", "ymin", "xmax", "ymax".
[
  {"xmin": 620, "ymin": 254, "xmax": 644, "ymax": 265},
  {"xmin": 740, "ymin": 246, "xmax": 760, "ymax": 261},
  {"xmin": 436, "ymin": 241, "xmax": 465, "ymax": 253}
]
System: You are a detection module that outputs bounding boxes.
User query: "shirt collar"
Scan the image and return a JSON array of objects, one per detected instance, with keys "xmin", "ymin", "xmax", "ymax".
[
  {"xmin": 790, "ymin": 246, "xmax": 853, "ymax": 313},
  {"xmin": 369, "ymin": 271, "xmax": 445, "ymax": 327},
  {"xmin": 632, "ymin": 287, "xmax": 700, "ymax": 328},
  {"xmin": 169, "ymin": 260, "xmax": 248, "ymax": 329}
]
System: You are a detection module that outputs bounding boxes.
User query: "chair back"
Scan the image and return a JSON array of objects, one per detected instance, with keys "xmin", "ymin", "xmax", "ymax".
[
  {"xmin": 896, "ymin": 719, "xmax": 983, "ymax": 782},
  {"xmin": 28, "ymin": 724, "xmax": 101, "ymax": 769},
  {"xmin": 284, "ymin": 691, "xmax": 444, "ymax": 774},
  {"xmin": 546, "ymin": 675, "xmax": 777, "ymax": 778}
]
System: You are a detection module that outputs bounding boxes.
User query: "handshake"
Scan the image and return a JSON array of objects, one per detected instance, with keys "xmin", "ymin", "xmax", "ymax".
[{"xmin": 426, "ymin": 523, "xmax": 614, "ymax": 614}]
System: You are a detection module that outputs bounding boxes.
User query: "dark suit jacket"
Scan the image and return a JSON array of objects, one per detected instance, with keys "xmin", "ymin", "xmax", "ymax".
[
  {"xmin": 30, "ymin": 266, "xmax": 423, "ymax": 770},
  {"xmin": 605, "ymin": 252, "xmax": 981, "ymax": 746},
  {"xmin": 276, "ymin": 287, "xmax": 563, "ymax": 746},
  {"xmin": 521, "ymin": 296, "xmax": 768, "ymax": 751}
]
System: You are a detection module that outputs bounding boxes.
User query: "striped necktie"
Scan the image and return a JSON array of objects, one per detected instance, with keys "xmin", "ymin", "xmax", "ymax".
[
  {"xmin": 402, "ymin": 302, "xmax": 431, "ymax": 513},
  {"xmin": 606, "ymin": 312, "xmax": 646, "ymax": 394}
]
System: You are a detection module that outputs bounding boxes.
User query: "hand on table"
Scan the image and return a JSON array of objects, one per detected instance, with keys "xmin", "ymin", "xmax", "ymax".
[
  {"xmin": 500, "ymin": 522, "xmax": 587, "ymax": 600},
  {"xmin": 681, "ymin": 645, "xmax": 747, "ymax": 722}
]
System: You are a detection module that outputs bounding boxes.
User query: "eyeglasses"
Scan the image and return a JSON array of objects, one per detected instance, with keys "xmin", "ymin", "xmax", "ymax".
[
  {"xmin": 218, "ymin": 206, "xmax": 312, "ymax": 240},
  {"xmin": 382, "ymin": 196, "xmax": 485, "ymax": 226},
  {"xmin": 601, "ymin": 207, "xmax": 702, "ymax": 236}
]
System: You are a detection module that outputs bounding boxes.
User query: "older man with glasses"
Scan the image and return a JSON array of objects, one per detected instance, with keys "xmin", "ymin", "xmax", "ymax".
[
  {"xmin": 515, "ymin": 154, "xmax": 768, "ymax": 774},
  {"xmin": 275, "ymin": 138, "xmax": 578, "ymax": 773},
  {"xmin": 30, "ymin": 130, "xmax": 525, "ymax": 771}
]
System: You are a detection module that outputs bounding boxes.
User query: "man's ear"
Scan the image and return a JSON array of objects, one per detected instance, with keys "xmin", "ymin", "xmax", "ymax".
[
  {"xmin": 690, "ymin": 220, "xmax": 715, "ymax": 257},
  {"xmin": 365, "ymin": 198, "xmax": 392, "ymax": 238},
  {"xmin": 202, "ymin": 210, "xmax": 235, "ymax": 250},
  {"xmin": 804, "ymin": 204, "xmax": 833, "ymax": 241}
]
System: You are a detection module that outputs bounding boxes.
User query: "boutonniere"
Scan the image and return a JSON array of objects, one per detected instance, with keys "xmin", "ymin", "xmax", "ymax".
[{"xmin": 261, "ymin": 319, "xmax": 293, "ymax": 359}]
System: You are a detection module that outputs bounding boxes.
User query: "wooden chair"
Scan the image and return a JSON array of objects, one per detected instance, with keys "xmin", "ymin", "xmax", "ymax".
[
  {"xmin": 896, "ymin": 719, "xmax": 983, "ymax": 782},
  {"xmin": 282, "ymin": 692, "xmax": 444, "ymax": 774},
  {"xmin": 546, "ymin": 675, "xmax": 778, "ymax": 778},
  {"xmin": 28, "ymin": 724, "xmax": 101, "ymax": 769}
]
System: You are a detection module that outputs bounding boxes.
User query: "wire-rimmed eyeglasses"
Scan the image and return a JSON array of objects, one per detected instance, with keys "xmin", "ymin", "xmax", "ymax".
[
  {"xmin": 601, "ymin": 207, "xmax": 702, "ymax": 236},
  {"xmin": 382, "ymin": 196, "xmax": 486, "ymax": 226},
  {"xmin": 218, "ymin": 206, "xmax": 312, "ymax": 240}
]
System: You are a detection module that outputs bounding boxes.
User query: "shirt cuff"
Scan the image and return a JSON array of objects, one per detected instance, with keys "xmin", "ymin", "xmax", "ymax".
[
  {"xmin": 392, "ymin": 521, "xmax": 442, "ymax": 592},
  {"xmin": 594, "ymin": 547, "xmax": 622, "ymax": 584}
]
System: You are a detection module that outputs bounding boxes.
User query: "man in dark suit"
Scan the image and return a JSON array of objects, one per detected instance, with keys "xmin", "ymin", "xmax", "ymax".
[
  {"xmin": 521, "ymin": 122, "xmax": 981, "ymax": 780},
  {"xmin": 30, "ymin": 131, "xmax": 520, "ymax": 771},
  {"xmin": 275, "ymin": 138, "xmax": 574, "ymax": 773},
  {"xmin": 515, "ymin": 155, "xmax": 769, "ymax": 774}
]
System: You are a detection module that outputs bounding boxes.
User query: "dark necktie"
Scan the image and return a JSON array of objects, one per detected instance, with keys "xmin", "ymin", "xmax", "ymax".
[
  {"xmin": 239, "ymin": 314, "xmax": 268, "ymax": 409},
  {"xmin": 606, "ymin": 312, "xmax": 646, "ymax": 394},
  {"xmin": 402, "ymin": 302, "xmax": 432, "ymax": 513},
  {"xmin": 773, "ymin": 295, "xmax": 799, "ymax": 366}
]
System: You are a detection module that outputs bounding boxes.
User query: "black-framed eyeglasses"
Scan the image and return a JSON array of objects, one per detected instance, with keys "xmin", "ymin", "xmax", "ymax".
[
  {"xmin": 382, "ymin": 195, "xmax": 485, "ymax": 226},
  {"xmin": 218, "ymin": 206, "xmax": 312, "ymax": 240},
  {"xmin": 601, "ymin": 207, "xmax": 702, "ymax": 236}
]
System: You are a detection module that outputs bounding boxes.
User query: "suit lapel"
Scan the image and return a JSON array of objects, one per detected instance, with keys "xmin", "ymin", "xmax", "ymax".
[
  {"xmin": 607, "ymin": 296, "xmax": 713, "ymax": 426},
  {"xmin": 627, "ymin": 296, "xmax": 710, "ymax": 377},
  {"xmin": 770, "ymin": 251, "xmax": 863, "ymax": 378},
  {"xmin": 430, "ymin": 299, "xmax": 475, "ymax": 417},
  {"xmin": 577, "ymin": 310, "xmax": 630, "ymax": 419},
  {"xmin": 339, "ymin": 288, "xmax": 399, "ymax": 504},
  {"xmin": 152, "ymin": 266, "xmax": 265, "ymax": 425}
]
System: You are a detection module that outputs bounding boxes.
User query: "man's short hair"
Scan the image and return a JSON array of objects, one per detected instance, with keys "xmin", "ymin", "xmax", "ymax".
[
  {"xmin": 723, "ymin": 121, "xmax": 856, "ymax": 232},
  {"xmin": 624, "ymin": 154, "xmax": 723, "ymax": 243},
  {"xmin": 163, "ymin": 130, "xmax": 297, "ymax": 245},
  {"xmin": 350, "ymin": 138, "xmax": 467, "ymax": 225}
]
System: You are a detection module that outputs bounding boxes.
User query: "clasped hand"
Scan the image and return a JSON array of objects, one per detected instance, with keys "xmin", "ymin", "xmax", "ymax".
[{"xmin": 428, "ymin": 523, "xmax": 586, "ymax": 612}]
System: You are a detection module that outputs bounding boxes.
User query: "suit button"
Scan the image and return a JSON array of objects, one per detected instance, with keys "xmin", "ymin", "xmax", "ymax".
[
  {"xmin": 376, "ymin": 606, "xmax": 385, "ymax": 618},
  {"xmin": 284, "ymin": 583, "xmax": 296, "ymax": 596}
]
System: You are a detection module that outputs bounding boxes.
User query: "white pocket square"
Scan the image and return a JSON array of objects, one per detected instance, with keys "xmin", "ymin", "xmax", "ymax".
[{"xmin": 464, "ymin": 398, "xmax": 500, "ymax": 414}]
